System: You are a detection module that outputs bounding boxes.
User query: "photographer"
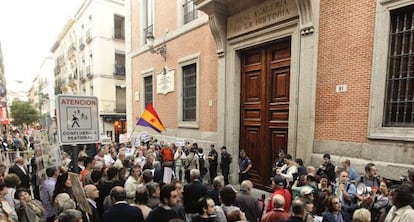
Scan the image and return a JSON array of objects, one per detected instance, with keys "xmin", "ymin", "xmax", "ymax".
[
  {"xmin": 184, "ymin": 147, "xmax": 199, "ymax": 183},
  {"xmin": 316, "ymin": 153, "xmax": 336, "ymax": 183},
  {"xmin": 174, "ymin": 146, "xmax": 186, "ymax": 183}
]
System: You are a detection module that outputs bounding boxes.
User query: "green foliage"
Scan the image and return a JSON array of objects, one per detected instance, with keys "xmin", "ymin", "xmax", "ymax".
[{"xmin": 10, "ymin": 100, "xmax": 39, "ymax": 127}]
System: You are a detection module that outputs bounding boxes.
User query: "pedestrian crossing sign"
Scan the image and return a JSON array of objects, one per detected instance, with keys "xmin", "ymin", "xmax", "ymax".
[{"xmin": 56, "ymin": 95, "xmax": 99, "ymax": 144}]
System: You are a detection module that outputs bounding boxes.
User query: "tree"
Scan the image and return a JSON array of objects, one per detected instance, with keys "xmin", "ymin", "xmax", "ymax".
[{"xmin": 10, "ymin": 100, "xmax": 39, "ymax": 128}]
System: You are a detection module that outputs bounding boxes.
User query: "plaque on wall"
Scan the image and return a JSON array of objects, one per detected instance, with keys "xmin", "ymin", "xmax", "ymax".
[
  {"xmin": 157, "ymin": 68, "xmax": 175, "ymax": 95},
  {"xmin": 227, "ymin": 0, "xmax": 298, "ymax": 39}
]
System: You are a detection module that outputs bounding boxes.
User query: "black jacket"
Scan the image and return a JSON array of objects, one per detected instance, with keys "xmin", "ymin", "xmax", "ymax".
[
  {"xmin": 183, "ymin": 180, "xmax": 207, "ymax": 214},
  {"xmin": 102, "ymin": 202, "xmax": 144, "ymax": 222},
  {"xmin": 8, "ymin": 164, "xmax": 30, "ymax": 188}
]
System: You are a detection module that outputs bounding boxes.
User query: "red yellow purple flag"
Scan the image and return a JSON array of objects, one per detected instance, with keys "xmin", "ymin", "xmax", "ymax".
[{"xmin": 136, "ymin": 103, "xmax": 166, "ymax": 133}]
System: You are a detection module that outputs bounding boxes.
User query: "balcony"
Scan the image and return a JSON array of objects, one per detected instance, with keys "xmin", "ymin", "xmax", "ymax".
[
  {"xmin": 114, "ymin": 64, "xmax": 125, "ymax": 76},
  {"xmin": 86, "ymin": 29, "xmax": 92, "ymax": 43},
  {"xmin": 57, "ymin": 55, "xmax": 65, "ymax": 65},
  {"xmin": 85, "ymin": 65, "xmax": 93, "ymax": 79},
  {"xmin": 144, "ymin": 25, "xmax": 154, "ymax": 41},
  {"xmin": 54, "ymin": 66, "xmax": 60, "ymax": 75},
  {"xmin": 66, "ymin": 43, "xmax": 76, "ymax": 57},
  {"xmin": 79, "ymin": 70, "xmax": 86, "ymax": 82},
  {"xmin": 79, "ymin": 38, "xmax": 85, "ymax": 50},
  {"xmin": 85, "ymin": 66, "xmax": 90, "ymax": 75},
  {"xmin": 114, "ymin": 31, "xmax": 125, "ymax": 40},
  {"xmin": 183, "ymin": 0, "xmax": 198, "ymax": 24},
  {"xmin": 114, "ymin": 104, "xmax": 126, "ymax": 113}
]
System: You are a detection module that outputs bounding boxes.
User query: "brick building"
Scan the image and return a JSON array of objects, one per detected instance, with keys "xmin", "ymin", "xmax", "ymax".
[{"xmin": 127, "ymin": 0, "xmax": 414, "ymax": 188}]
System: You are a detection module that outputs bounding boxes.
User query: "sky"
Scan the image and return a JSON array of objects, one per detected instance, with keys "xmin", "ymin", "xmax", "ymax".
[{"xmin": 0, "ymin": 0, "xmax": 84, "ymax": 98}]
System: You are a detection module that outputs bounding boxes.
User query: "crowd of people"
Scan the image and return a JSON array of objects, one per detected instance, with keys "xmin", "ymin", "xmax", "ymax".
[
  {"xmin": 0, "ymin": 136, "xmax": 412, "ymax": 222},
  {"xmin": 266, "ymin": 152, "xmax": 414, "ymax": 222}
]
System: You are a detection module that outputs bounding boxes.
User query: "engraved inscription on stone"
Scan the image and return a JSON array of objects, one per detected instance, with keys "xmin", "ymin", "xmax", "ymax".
[
  {"xmin": 157, "ymin": 70, "xmax": 175, "ymax": 95},
  {"xmin": 227, "ymin": 0, "xmax": 298, "ymax": 39}
]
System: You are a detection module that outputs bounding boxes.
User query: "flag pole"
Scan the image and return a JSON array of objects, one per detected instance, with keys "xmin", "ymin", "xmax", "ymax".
[{"xmin": 128, "ymin": 125, "xmax": 138, "ymax": 141}]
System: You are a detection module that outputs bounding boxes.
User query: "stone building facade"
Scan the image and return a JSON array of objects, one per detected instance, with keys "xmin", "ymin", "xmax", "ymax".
[{"xmin": 127, "ymin": 0, "xmax": 414, "ymax": 187}]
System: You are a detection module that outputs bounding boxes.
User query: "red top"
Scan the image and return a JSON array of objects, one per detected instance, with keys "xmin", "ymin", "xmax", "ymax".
[{"xmin": 266, "ymin": 187, "xmax": 292, "ymax": 213}]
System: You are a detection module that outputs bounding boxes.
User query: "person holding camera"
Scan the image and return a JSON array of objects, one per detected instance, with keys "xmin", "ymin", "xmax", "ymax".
[
  {"xmin": 174, "ymin": 146, "xmax": 187, "ymax": 183},
  {"xmin": 316, "ymin": 153, "xmax": 336, "ymax": 183}
]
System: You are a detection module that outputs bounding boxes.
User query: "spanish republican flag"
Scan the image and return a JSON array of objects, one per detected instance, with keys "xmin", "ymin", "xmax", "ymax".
[{"xmin": 136, "ymin": 103, "xmax": 166, "ymax": 133}]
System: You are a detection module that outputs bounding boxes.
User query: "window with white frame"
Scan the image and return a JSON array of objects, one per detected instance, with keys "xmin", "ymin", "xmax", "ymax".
[
  {"xmin": 114, "ymin": 15, "xmax": 125, "ymax": 40},
  {"xmin": 183, "ymin": 0, "xmax": 198, "ymax": 24},
  {"xmin": 383, "ymin": 4, "xmax": 414, "ymax": 127},
  {"xmin": 182, "ymin": 64, "xmax": 197, "ymax": 121},
  {"xmin": 143, "ymin": 0, "xmax": 154, "ymax": 43},
  {"xmin": 369, "ymin": 0, "xmax": 414, "ymax": 140},
  {"xmin": 144, "ymin": 75, "xmax": 153, "ymax": 108}
]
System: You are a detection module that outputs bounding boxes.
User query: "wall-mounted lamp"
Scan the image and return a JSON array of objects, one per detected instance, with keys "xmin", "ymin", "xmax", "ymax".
[{"xmin": 147, "ymin": 34, "xmax": 167, "ymax": 61}]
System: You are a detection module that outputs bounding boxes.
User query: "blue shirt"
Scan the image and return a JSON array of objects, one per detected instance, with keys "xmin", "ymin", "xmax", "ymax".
[
  {"xmin": 334, "ymin": 182, "xmax": 356, "ymax": 208},
  {"xmin": 348, "ymin": 167, "xmax": 359, "ymax": 181},
  {"xmin": 40, "ymin": 177, "xmax": 57, "ymax": 218},
  {"xmin": 239, "ymin": 157, "xmax": 251, "ymax": 171}
]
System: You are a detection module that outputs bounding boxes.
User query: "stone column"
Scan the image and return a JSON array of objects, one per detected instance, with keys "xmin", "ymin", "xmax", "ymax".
[{"xmin": 294, "ymin": 0, "xmax": 319, "ymax": 163}]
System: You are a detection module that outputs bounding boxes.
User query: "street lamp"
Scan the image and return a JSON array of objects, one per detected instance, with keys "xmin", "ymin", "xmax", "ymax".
[{"xmin": 146, "ymin": 32, "xmax": 167, "ymax": 61}]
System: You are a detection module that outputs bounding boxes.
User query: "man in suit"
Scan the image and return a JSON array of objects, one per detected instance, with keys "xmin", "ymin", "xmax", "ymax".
[
  {"xmin": 8, "ymin": 156, "xmax": 30, "ymax": 189},
  {"xmin": 84, "ymin": 184, "xmax": 100, "ymax": 222},
  {"xmin": 102, "ymin": 186, "xmax": 144, "ymax": 222},
  {"xmin": 183, "ymin": 169, "xmax": 207, "ymax": 222}
]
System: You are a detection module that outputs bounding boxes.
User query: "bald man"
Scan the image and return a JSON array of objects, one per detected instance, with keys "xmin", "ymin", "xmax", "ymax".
[
  {"xmin": 234, "ymin": 180, "xmax": 261, "ymax": 222},
  {"xmin": 84, "ymin": 184, "xmax": 100, "ymax": 222},
  {"xmin": 261, "ymin": 194, "xmax": 289, "ymax": 222}
]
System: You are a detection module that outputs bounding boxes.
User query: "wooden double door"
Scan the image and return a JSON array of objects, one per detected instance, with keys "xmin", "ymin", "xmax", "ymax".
[{"xmin": 240, "ymin": 37, "xmax": 291, "ymax": 190}]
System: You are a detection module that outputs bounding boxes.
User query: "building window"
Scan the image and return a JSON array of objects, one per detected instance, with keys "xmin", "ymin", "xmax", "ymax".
[
  {"xmin": 144, "ymin": 0, "xmax": 154, "ymax": 43},
  {"xmin": 144, "ymin": 75, "xmax": 153, "ymax": 108},
  {"xmin": 115, "ymin": 86, "xmax": 126, "ymax": 113},
  {"xmin": 369, "ymin": 0, "xmax": 414, "ymax": 140},
  {"xmin": 183, "ymin": 0, "xmax": 198, "ymax": 24},
  {"xmin": 383, "ymin": 5, "xmax": 414, "ymax": 127},
  {"xmin": 114, "ymin": 53, "xmax": 125, "ymax": 76},
  {"xmin": 182, "ymin": 63, "xmax": 197, "ymax": 121},
  {"xmin": 114, "ymin": 15, "xmax": 125, "ymax": 40}
]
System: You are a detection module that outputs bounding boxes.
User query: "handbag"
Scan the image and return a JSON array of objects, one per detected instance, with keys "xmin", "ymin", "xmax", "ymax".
[{"xmin": 184, "ymin": 155, "xmax": 194, "ymax": 170}]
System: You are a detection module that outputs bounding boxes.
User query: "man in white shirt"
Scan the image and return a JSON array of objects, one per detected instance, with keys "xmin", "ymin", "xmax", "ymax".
[{"xmin": 84, "ymin": 184, "xmax": 100, "ymax": 222}]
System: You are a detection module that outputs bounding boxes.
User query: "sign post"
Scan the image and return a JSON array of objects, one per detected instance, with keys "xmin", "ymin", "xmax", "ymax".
[{"xmin": 56, "ymin": 95, "xmax": 99, "ymax": 173}]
